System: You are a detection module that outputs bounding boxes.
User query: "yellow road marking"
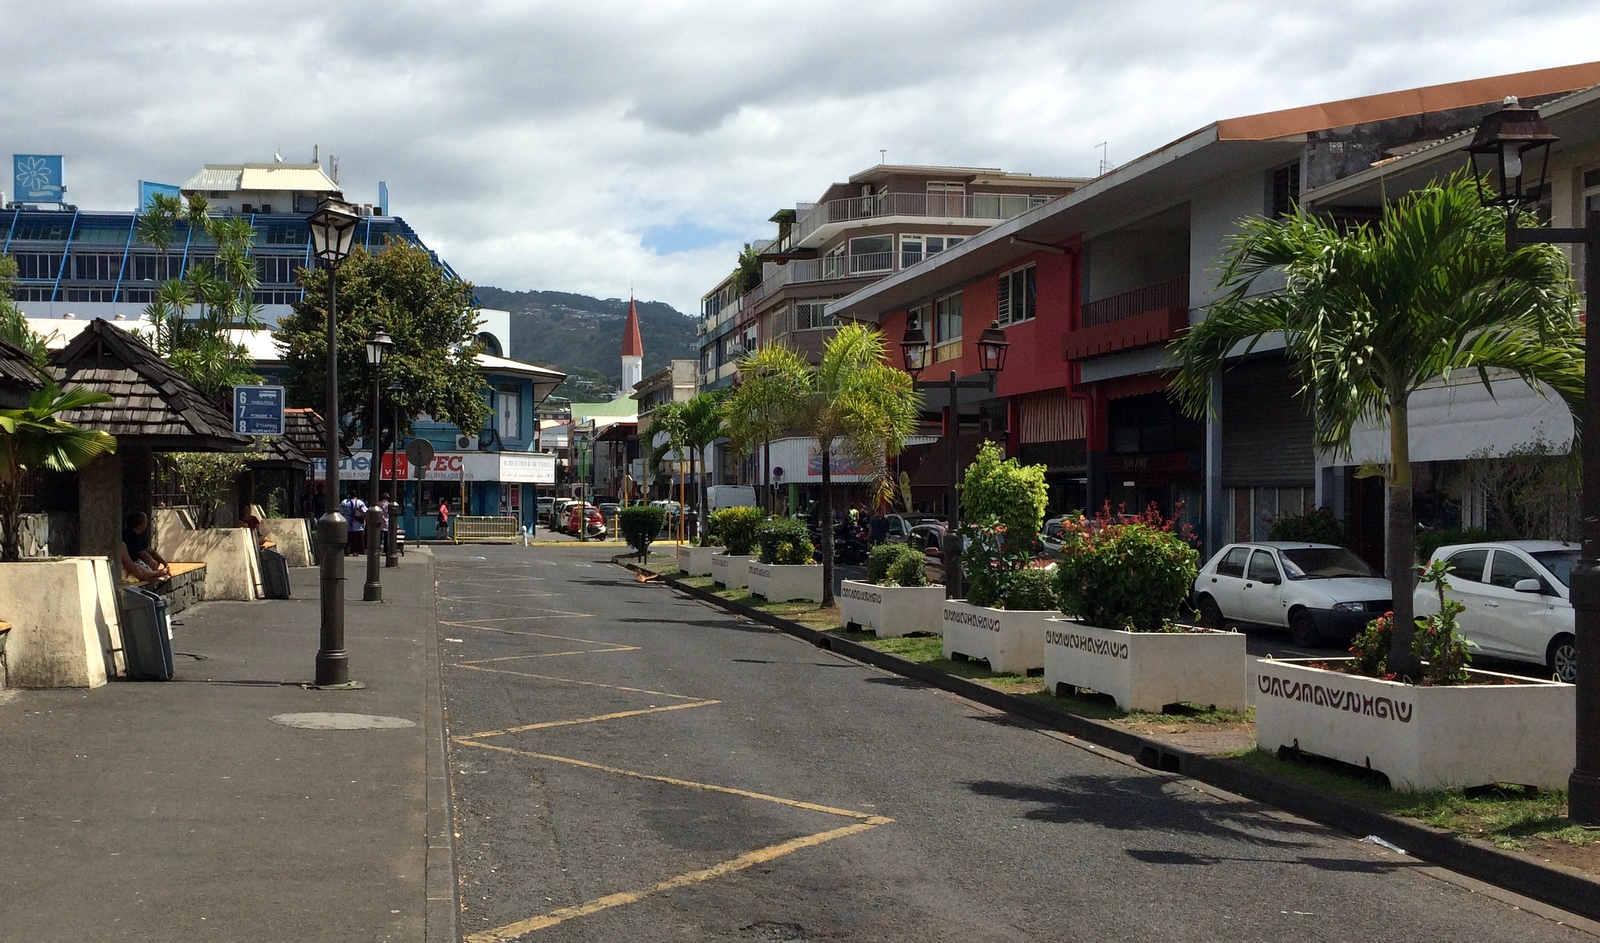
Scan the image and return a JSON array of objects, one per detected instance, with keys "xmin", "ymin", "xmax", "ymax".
[
  {"xmin": 450, "ymin": 666, "xmax": 710, "ymax": 700},
  {"xmin": 455, "ymin": 646, "xmax": 639, "ymax": 664},
  {"xmin": 454, "ymin": 739, "xmax": 881, "ymax": 820},
  {"xmin": 465, "ymin": 818, "xmax": 889, "ymax": 942},
  {"xmin": 456, "ymin": 700, "xmax": 721, "ymax": 739}
]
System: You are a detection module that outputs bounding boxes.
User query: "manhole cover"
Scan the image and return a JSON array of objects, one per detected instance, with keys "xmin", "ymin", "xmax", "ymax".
[{"xmin": 270, "ymin": 712, "xmax": 417, "ymax": 730}]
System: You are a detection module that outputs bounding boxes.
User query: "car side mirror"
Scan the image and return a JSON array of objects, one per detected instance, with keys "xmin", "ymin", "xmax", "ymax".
[{"xmin": 1514, "ymin": 578, "xmax": 1544, "ymax": 594}]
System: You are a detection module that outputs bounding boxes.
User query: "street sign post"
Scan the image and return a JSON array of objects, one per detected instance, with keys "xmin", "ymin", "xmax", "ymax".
[{"xmin": 233, "ymin": 385, "xmax": 285, "ymax": 436}]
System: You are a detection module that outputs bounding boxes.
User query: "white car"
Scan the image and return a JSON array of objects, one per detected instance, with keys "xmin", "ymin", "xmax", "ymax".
[
  {"xmin": 1415, "ymin": 540, "xmax": 1579, "ymax": 682},
  {"xmin": 1193, "ymin": 542, "xmax": 1392, "ymax": 646}
]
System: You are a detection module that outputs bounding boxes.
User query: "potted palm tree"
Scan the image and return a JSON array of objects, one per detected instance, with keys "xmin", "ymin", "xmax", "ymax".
[{"xmin": 1173, "ymin": 177, "xmax": 1581, "ymax": 789}]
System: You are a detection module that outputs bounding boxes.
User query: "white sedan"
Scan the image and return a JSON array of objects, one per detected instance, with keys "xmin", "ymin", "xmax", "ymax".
[
  {"xmin": 1415, "ymin": 540, "xmax": 1579, "ymax": 682},
  {"xmin": 1193, "ymin": 542, "xmax": 1393, "ymax": 646}
]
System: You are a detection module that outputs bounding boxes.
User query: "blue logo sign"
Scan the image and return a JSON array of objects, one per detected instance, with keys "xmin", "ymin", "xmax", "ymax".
[
  {"xmin": 139, "ymin": 180, "xmax": 182, "ymax": 211},
  {"xmin": 13, "ymin": 154, "xmax": 64, "ymax": 203},
  {"xmin": 233, "ymin": 386, "xmax": 285, "ymax": 436}
]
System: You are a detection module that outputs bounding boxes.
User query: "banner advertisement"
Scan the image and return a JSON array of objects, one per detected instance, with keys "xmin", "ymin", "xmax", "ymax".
[{"xmin": 311, "ymin": 451, "xmax": 557, "ymax": 483}]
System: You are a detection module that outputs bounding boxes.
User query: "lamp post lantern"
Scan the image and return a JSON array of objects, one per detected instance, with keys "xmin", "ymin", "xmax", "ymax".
[
  {"xmin": 1470, "ymin": 97, "xmax": 1600, "ymax": 822},
  {"xmin": 901, "ymin": 317, "xmax": 1009, "ymax": 598},
  {"xmin": 386, "ymin": 380, "xmax": 404, "ymax": 569},
  {"xmin": 363, "ymin": 325, "xmax": 393, "ymax": 601},
  {"xmin": 307, "ymin": 198, "xmax": 361, "ymax": 688}
]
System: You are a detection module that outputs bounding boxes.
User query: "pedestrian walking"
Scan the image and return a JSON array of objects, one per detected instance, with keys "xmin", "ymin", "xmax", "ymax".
[
  {"xmin": 437, "ymin": 498, "xmax": 450, "ymax": 538},
  {"xmin": 341, "ymin": 493, "xmax": 367, "ymax": 556}
]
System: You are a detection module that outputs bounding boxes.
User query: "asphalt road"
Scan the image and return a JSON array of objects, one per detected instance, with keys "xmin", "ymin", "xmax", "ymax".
[{"xmin": 437, "ymin": 544, "xmax": 1589, "ymax": 943}]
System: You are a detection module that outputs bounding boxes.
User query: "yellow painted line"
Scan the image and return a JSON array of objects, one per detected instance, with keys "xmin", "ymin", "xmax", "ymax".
[
  {"xmin": 450, "ymin": 666, "xmax": 710, "ymax": 700},
  {"xmin": 456, "ymin": 700, "xmax": 721, "ymax": 739},
  {"xmin": 465, "ymin": 818, "xmax": 889, "ymax": 942},
  {"xmin": 454, "ymin": 739, "xmax": 883, "ymax": 820},
  {"xmin": 455, "ymin": 646, "xmax": 639, "ymax": 664}
]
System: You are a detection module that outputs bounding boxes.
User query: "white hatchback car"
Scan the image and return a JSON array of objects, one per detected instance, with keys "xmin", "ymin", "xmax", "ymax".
[
  {"xmin": 1415, "ymin": 540, "xmax": 1579, "ymax": 682},
  {"xmin": 1193, "ymin": 542, "xmax": 1393, "ymax": 646}
]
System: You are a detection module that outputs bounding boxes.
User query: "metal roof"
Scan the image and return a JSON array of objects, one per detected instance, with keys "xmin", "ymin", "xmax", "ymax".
[{"xmin": 182, "ymin": 163, "xmax": 340, "ymax": 194}]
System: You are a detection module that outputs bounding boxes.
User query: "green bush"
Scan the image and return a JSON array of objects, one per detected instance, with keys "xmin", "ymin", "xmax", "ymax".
[
  {"xmin": 866, "ymin": 543, "xmax": 905, "ymax": 584},
  {"xmin": 1415, "ymin": 527, "xmax": 1514, "ymax": 564},
  {"xmin": 885, "ymin": 551, "xmax": 928, "ymax": 588},
  {"xmin": 618, "ymin": 506, "xmax": 667, "ymax": 563},
  {"xmin": 961, "ymin": 520, "xmax": 1016, "ymax": 608},
  {"xmin": 1001, "ymin": 566, "xmax": 1058, "ymax": 611},
  {"xmin": 754, "ymin": 517, "xmax": 814, "ymax": 565},
  {"xmin": 1054, "ymin": 505, "xmax": 1199, "ymax": 631},
  {"xmin": 1267, "ymin": 507, "xmax": 1345, "ymax": 546},
  {"xmin": 710, "ymin": 506, "xmax": 765, "ymax": 556},
  {"xmin": 960, "ymin": 442, "xmax": 1049, "ymax": 548}
]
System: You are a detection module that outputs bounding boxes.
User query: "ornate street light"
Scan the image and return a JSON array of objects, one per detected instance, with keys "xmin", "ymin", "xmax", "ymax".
[
  {"xmin": 900, "ymin": 314, "xmax": 1010, "ymax": 598},
  {"xmin": 308, "ymin": 198, "xmax": 361, "ymax": 689},
  {"xmin": 363, "ymin": 324, "xmax": 393, "ymax": 601},
  {"xmin": 1470, "ymin": 98, "xmax": 1600, "ymax": 822}
]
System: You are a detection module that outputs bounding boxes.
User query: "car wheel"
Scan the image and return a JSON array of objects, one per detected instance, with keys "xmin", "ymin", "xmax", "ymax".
[
  {"xmin": 1548, "ymin": 634, "xmax": 1578, "ymax": 684},
  {"xmin": 1197, "ymin": 595, "xmax": 1225, "ymax": 629},
  {"xmin": 1289, "ymin": 610, "xmax": 1320, "ymax": 648}
]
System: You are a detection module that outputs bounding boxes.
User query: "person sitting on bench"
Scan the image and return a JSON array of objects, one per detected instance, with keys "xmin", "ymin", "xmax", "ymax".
[{"xmin": 121, "ymin": 512, "xmax": 171, "ymax": 581}]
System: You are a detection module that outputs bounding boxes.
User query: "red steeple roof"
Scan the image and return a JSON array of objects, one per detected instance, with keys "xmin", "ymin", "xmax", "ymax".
[{"xmin": 621, "ymin": 296, "xmax": 644, "ymax": 358}]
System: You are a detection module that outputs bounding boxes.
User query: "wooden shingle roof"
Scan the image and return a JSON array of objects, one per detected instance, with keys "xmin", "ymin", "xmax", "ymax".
[
  {"xmin": 47, "ymin": 319, "xmax": 253, "ymax": 451},
  {"xmin": 284, "ymin": 407, "xmax": 332, "ymax": 458},
  {"xmin": 0, "ymin": 336, "xmax": 44, "ymax": 394}
]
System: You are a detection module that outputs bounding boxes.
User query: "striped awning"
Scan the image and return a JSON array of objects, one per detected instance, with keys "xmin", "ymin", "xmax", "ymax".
[{"xmin": 1018, "ymin": 389, "xmax": 1085, "ymax": 444}]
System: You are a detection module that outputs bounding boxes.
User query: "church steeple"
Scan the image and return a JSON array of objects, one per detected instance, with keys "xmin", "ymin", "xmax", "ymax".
[{"xmin": 620, "ymin": 295, "xmax": 644, "ymax": 391}]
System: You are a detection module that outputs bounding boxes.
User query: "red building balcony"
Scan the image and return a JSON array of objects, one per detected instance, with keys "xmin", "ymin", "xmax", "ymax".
[{"xmin": 1064, "ymin": 275, "xmax": 1189, "ymax": 360}]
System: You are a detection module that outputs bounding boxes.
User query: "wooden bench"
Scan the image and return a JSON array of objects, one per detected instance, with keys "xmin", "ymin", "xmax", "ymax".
[{"xmin": 131, "ymin": 562, "xmax": 207, "ymax": 615}]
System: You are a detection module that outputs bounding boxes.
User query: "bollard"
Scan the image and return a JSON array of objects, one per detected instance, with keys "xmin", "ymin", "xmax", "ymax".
[{"xmin": 314, "ymin": 511, "xmax": 350, "ymax": 686}]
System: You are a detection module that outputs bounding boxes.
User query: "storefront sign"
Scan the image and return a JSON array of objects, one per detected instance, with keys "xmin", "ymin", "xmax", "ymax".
[
  {"xmin": 311, "ymin": 451, "xmax": 503, "ymax": 481},
  {"xmin": 498, "ymin": 453, "xmax": 556, "ymax": 484}
]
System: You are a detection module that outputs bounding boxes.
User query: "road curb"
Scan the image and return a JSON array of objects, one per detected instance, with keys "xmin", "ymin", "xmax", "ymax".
[{"xmin": 629, "ymin": 561, "xmax": 1600, "ymax": 922}]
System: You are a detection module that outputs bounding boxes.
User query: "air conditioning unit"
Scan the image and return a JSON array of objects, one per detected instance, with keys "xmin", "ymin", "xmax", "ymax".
[{"xmin": 454, "ymin": 434, "xmax": 476, "ymax": 451}]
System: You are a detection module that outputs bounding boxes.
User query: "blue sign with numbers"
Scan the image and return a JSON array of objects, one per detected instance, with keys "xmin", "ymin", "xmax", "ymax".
[{"xmin": 233, "ymin": 385, "xmax": 285, "ymax": 436}]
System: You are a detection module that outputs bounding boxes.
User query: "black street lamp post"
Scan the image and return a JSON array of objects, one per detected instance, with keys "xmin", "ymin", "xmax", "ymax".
[
  {"xmin": 363, "ymin": 325, "xmax": 394, "ymax": 601},
  {"xmin": 900, "ymin": 317, "xmax": 1010, "ymax": 599},
  {"xmin": 386, "ymin": 380, "xmax": 403, "ymax": 569},
  {"xmin": 1470, "ymin": 96, "xmax": 1600, "ymax": 821},
  {"xmin": 307, "ymin": 198, "xmax": 361, "ymax": 688}
]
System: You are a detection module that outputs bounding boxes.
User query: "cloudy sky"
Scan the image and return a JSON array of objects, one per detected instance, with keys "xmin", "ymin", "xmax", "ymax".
[{"xmin": 4, "ymin": 1, "xmax": 1598, "ymax": 316}]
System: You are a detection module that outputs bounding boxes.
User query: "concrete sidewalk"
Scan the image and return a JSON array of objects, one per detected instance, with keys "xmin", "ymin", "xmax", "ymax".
[{"xmin": 0, "ymin": 549, "xmax": 451, "ymax": 943}]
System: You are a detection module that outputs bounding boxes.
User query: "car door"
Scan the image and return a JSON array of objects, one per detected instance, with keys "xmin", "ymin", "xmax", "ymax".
[
  {"xmin": 1240, "ymin": 549, "xmax": 1288, "ymax": 626},
  {"xmin": 1431, "ymin": 548, "xmax": 1500, "ymax": 654},
  {"xmin": 1200, "ymin": 546, "xmax": 1253, "ymax": 620},
  {"xmin": 1483, "ymin": 549, "xmax": 1557, "ymax": 661}
]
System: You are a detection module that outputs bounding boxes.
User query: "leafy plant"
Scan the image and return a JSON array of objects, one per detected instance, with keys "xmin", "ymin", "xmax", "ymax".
[
  {"xmin": 1003, "ymin": 566, "xmax": 1058, "ymax": 611},
  {"xmin": 866, "ymin": 543, "xmax": 905, "ymax": 584},
  {"xmin": 710, "ymin": 506, "xmax": 764, "ymax": 556},
  {"xmin": 1413, "ymin": 558, "xmax": 1472, "ymax": 685},
  {"xmin": 1054, "ymin": 503, "xmax": 1199, "ymax": 631},
  {"xmin": 165, "ymin": 451, "xmax": 255, "ymax": 528},
  {"xmin": 0, "ymin": 384, "xmax": 118, "ymax": 562},
  {"xmin": 754, "ymin": 517, "xmax": 814, "ymax": 566},
  {"xmin": 1267, "ymin": 506, "xmax": 1345, "ymax": 546},
  {"xmin": 885, "ymin": 550, "xmax": 928, "ymax": 588},
  {"xmin": 960, "ymin": 519, "xmax": 1024, "ymax": 608},
  {"xmin": 1349, "ymin": 612, "xmax": 1393, "ymax": 677},
  {"xmin": 960, "ymin": 442, "xmax": 1048, "ymax": 548},
  {"xmin": 619, "ymin": 505, "xmax": 667, "ymax": 563}
]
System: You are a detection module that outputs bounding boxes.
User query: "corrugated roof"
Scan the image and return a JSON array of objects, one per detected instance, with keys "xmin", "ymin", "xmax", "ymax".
[
  {"xmin": 181, "ymin": 163, "xmax": 339, "ymax": 193},
  {"xmin": 183, "ymin": 167, "xmax": 243, "ymax": 191}
]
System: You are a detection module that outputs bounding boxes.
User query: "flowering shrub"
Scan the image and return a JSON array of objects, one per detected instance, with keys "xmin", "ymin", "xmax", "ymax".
[
  {"xmin": 1053, "ymin": 502, "xmax": 1199, "ymax": 631},
  {"xmin": 961, "ymin": 519, "xmax": 1027, "ymax": 608},
  {"xmin": 1347, "ymin": 560, "xmax": 1472, "ymax": 684},
  {"xmin": 753, "ymin": 517, "xmax": 814, "ymax": 565},
  {"xmin": 1348, "ymin": 612, "xmax": 1392, "ymax": 677}
]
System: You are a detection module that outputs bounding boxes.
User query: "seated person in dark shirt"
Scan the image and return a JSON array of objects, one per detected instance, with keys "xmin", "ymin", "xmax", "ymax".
[{"xmin": 122, "ymin": 511, "xmax": 171, "ymax": 580}]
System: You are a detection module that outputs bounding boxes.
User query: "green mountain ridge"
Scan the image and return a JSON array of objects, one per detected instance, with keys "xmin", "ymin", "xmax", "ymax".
[{"xmin": 474, "ymin": 286, "xmax": 699, "ymax": 393}]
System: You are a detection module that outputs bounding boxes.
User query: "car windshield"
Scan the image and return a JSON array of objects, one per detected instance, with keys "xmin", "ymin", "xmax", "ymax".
[
  {"xmin": 1279, "ymin": 547, "xmax": 1378, "ymax": 580},
  {"xmin": 1532, "ymin": 550, "xmax": 1579, "ymax": 588}
]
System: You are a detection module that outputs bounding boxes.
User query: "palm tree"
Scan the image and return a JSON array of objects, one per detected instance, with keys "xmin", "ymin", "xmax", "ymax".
[
  {"xmin": 646, "ymin": 393, "xmax": 726, "ymax": 544},
  {"xmin": 722, "ymin": 359, "xmax": 792, "ymax": 514},
  {"xmin": 646, "ymin": 400, "xmax": 690, "ymax": 539},
  {"xmin": 738, "ymin": 324, "xmax": 920, "ymax": 606},
  {"xmin": 0, "ymin": 384, "xmax": 117, "ymax": 562},
  {"xmin": 1172, "ymin": 175, "xmax": 1582, "ymax": 676}
]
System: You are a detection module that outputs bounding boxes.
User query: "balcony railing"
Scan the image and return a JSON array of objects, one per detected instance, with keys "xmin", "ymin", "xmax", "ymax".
[
  {"xmin": 791, "ymin": 191, "xmax": 1056, "ymax": 246},
  {"xmin": 735, "ymin": 249, "xmax": 962, "ymax": 310},
  {"xmin": 1080, "ymin": 275, "xmax": 1189, "ymax": 327}
]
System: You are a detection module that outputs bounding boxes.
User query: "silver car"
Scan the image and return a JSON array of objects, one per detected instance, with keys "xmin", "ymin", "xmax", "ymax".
[
  {"xmin": 1415, "ymin": 540, "xmax": 1579, "ymax": 682},
  {"xmin": 1194, "ymin": 542, "xmax": 1392, "ymax": 646}
]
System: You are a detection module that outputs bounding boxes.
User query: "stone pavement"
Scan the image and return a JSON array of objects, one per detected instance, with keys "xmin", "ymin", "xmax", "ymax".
[{"xmin": 0, "ymin": 549, "xmax": 451, "ymax": 943}]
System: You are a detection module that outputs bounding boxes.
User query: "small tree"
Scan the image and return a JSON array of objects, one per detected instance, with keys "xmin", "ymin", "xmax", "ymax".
[
  {"xmin": 960, "ymin": 442, "xmax": 1048, "ymax": 548},
  {"xmin": 619, "ymin": 505, "xmax": 667, "ymax": 563},
  {"xmin": 709, "ymin": 506, "xmax": 764, "ymax": 556},
  {"xmin": 164, "ymin": 452, "xmax": 257, "ymax": 527},
  {"xmin": 0, "ymin": 385, "xmax": 117, "ymax": 561}
]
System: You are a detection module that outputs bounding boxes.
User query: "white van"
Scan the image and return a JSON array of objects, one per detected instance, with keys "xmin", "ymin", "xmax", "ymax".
[{"xmin": 705, "ymin": 485, "xmax": 758, "ymax": 510}]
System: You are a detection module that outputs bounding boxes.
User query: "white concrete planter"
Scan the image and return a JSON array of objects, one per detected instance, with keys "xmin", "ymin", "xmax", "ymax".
[
  {"xmin": 711, "ymin": 553, "xmax": 753, "ymax": 588},
  {"xmin": 1252, "ymin": 657, "xmax": 1575, "ymax": 790},
  {"xmin": 746, "ymin": 561, "xmax": 824, "ymax": 603},
  {"xmin": 258, "ymin": 518, "xmax": 314, "ymax": 568},
  {"xmin": 1043, "ymin": 619, "xmax": 1247, "ymax": 712},
  {"xmin": 677, "ymin": 545, "xmax": 717, "ymax": 577},
  {"xmin": 165, "ymin": 528, "xmax": 263, "ymax": 601},
  {"xmin": 0, "ymin": 557, "xmax": 124, "ymax": 688},
  {"xmin": 941, "ymin": 600, "xmax": 1049, "ymax": 674},
  {"xmin": 840, "ymin": 580, "xmax": 945, "ymax": 638}
]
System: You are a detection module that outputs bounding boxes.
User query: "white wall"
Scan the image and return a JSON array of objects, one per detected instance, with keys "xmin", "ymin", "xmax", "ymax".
[{"xmin": 1336, "ymin": 375, "xmax": 1574, "ymax": 466}]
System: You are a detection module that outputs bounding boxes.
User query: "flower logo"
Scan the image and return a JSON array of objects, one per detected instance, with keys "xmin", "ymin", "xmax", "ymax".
[{"xmin": 15, "ymin": 156, "xmax": 55, "ymax": 191}]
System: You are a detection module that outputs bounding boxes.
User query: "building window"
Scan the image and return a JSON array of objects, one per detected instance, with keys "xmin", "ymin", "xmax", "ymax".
[
  {"xmin": 926, "ymin": 181, "xmax": 965, "ymax": 216},
  {"xmin": 12, "ymin": 252, "xmax": 62, "ymax": 280},
  {"xmin": 794, "ymin": 300, "xmax": 837, "ymax": 331},
  {"xmin": 65, "ymin": 288, "xmax": 116, "ymax": 302},
  {"xmin": 934, "ymin": 291, "xmax": 962, "ymax": 344},
  {"xmin": 499, "ymin": 386, "xmax": 521, "ymax": 439},
  {"xmin": 129, "ymin": 254, "xmax": 182, "ymax": 282},
  {"xmin": 901, "ymin": 235, "xmax": 924, "ymax": 269},
  {"xmin": 997, "ymin": 264, "xmax": 1036, "ymax": 325},
  {"xmin": 1269, "ymin": 162, "xmax": 1301, "ymax": 218},
  {"xmin": 822, "ymin": 244, "xmax": 846, "ymax": 280},
  {"xmin": 900, "ymin": 234, "xmax": 965, "ymax": 270},
  {"xmin": 742, "ymin": 322, "xmax": 758, "ymax": 351},
  {"xmin": 847, "ymin": 235, "xmax": 893, "ymax": 275},
  {"xmin": 256, "ymin": 256, "xmax": 299, "ymax": 284},
  {"xmin": 70, "ymin": 253, "xmax": 121, "ymax": 281}
]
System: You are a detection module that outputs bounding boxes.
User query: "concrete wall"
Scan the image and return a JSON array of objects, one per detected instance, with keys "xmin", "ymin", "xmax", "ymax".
[
  {"xmin": 0, "ymin": 557, "xmax": 123, "ymax": 688},
  {"xmin": 1084, "ymin": 225, "xmax": 1188, "ymax": 302},
  {"xmin": 259, "ymin": 518, "xmax": 313, "ymax": 567},
  {"xmin": 163, "ymin": 528, "xmax": 263, "ymax": 601}
]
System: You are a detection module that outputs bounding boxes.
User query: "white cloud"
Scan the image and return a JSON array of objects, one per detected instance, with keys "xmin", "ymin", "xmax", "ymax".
[{"xmin": 2, "ymin": 0, "xmax": 1598, "ymax": 321}]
